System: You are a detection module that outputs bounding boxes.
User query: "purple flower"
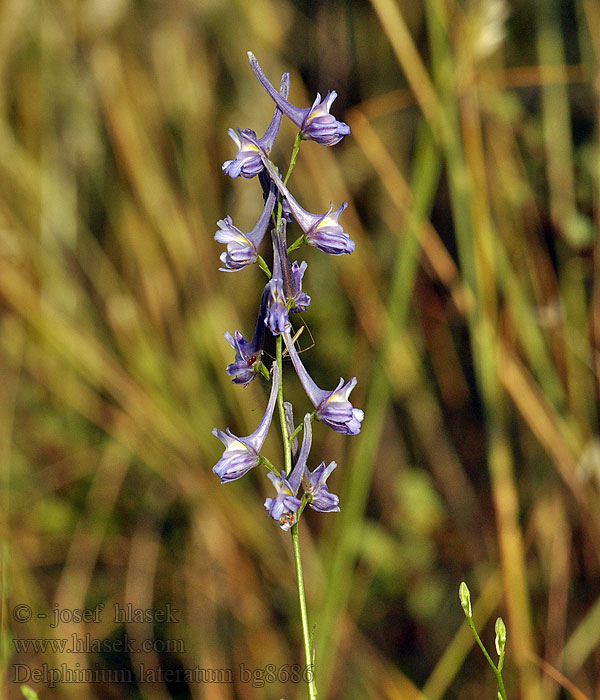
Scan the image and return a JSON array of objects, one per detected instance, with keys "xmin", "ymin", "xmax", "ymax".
[
  {"xmin": 222, "ymin": 129, "xmax": 265, "ymax": 179},
  {"xmin": 248, "ymin": 52, "xmax": 350, "ymax": 146},
  {"xmin": 287, "ymin": 413, "xmax": 313, "ymax": 494},
  {"xmin": 289, "ymin": 415, "xmax": 340, "ymax": 513},
  {"xmin": 224, "ymin": 330, "xmax": 261, "ymax": 386},
  {"xmin": 224, "ymin": 286, "xmax": 269, "ymax": 385},
  {"xmin": 284, "ymin": 401, "xmax": 299, "ymax": 460},
  {"xmin": 264, "ymin": 472, "xmax": 302, "ymax": 531},
  {"xmin": 265, "ymin": 228, "xmax": 291, "ymax": 335},
  {"xmin": 301, "ymin": 92, "xmax": 351, "ymax": 146},
  {"xmin": 274, "ymin": 219, "xmax": 311, "ymax": 312},
  {"xmin": 289, "ymin": 261, "xmax": 310, "ymax": 311},
  {"xmin": 212, "ymin": 363, "xmax": 280, "ymax": 482},
  {"xmin": 303, "ymin": 461, "xmax": 340, "ymax": 512},
  {"xmin": 258, "ymin": 171, "xmax": 293, "ymax": 223},
  {"xmin": 261, "ymin": 157, "xmax": 354, "ymax": 255},
  {"xmin": 215, "ymin": 187, "xmax": 276, "ymax": 270},
  {"xmin": 283, "ymin": 332, "xmax": 363, "ymax": 435},
  {"xmin": 281, "ymin": 197, "xmax": 293, "ymax": 223},
  {"xmin": 223, "ymin": 73, "xmax": 290, "ymax": 178},
  {"xmin": 264, "ymin": 413, "xmax": 314, "ymax": 530},
  {"xmin": 265, "ymin": 278, "xmax": 290, "ymax": 335}
]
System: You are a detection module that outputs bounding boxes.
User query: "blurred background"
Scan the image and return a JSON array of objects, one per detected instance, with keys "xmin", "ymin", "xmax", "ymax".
[{"xmin": 1, "ymin": 0, "xmax": 599, "ymax": 698}]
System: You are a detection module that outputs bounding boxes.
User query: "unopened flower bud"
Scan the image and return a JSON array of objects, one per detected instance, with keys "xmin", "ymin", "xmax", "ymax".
[
  {"xmin": 494, "ymin": 617, "xmax": 506, "ymax": 656},
  {"xmin": 459, "ymin": 582, "xmax": 472, "ymax": 618}
]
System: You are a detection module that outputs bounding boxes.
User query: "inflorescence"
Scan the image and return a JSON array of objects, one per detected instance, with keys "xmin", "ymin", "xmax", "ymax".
[{"xmin": 212, "ymin": 52, "xmax": 363, "ymax": 531}]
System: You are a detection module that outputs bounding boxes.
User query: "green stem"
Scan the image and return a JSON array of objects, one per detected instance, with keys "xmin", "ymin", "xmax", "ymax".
[
  {"xmin": 276, "ymin": 334, "xmax": 317, "ymax": 699},
  {"xmin": 297, "ymin": 494, "xmax": 310, "ymax": 519},
  {"xmin": 467, "ymin": 618, "xmax": 507, "ymax": 700},
  {"xmin": 275, "ymin": 335, "xmax": 292, "ymax": 477},
  {"xmin": 260, "ymin": 456, "xmax": 279, "ymax": 475},
  {"xmin": 291, "ymin": 522, "xmax": 317, "ymax": 700},
  {"xmin": 276, "ymin": 132, "xmax": 303, "ymax": 225},
  {"xmin": 468, "ymin": 617, "xmax": 496, "ymax": 670},
  {"xmin": 272, "ymin": 132, "xmax": 315, "ymax": 699},
  {"xmin": 256, "ymin": 361, "xmax": 271, "ymax": 382},
  {"xmin": 284, "ymin": 132, "xmax": 303, "ymax": 185},
  {"xmin": 497, "ymin": 673, "xmax": 508, "ymax": 700},
  {"xmin": 257, "ymin": 255, "xmax": 272, "ymax": 279},
  {"xmin": 289, "ymin": 412, "xmax": 316, "ymax": 443},
  {"xmin": 272, "ymin": 130, "xmax": 303, "ymax": 479},
  {"xmin": 287, "ymin": 234, "xmax": 306, "ymax": 254}
]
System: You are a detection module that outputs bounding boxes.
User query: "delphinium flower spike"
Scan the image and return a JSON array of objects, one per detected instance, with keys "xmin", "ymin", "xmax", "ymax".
[
  {"xmin": 223, "ymin": 72, "xmax": 290, "ymax": 178},
  {"xmin": 215, "ymin": 185, "xmax": 276, "ymax": 271},
  {"xmin": 248, "ymin": 52, "xmax": 350, "ymax": 146},
  {"xmin": 212, "ymin": 363, "xmax": 280, "ymax": 483},
  {"xmin": 214, "ymin": 53, "xmax": 359, "ymax": 700},
  {"xmin": 224, "ymin": 285, "xmax": 269, "ymax": 385},
  {"xmin": 283, "ymin": 332, "xmax": 364, "ymax": 434}
]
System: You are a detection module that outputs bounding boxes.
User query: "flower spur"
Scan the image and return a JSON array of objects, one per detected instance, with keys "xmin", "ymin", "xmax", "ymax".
[
  {"xmin": 283, "ymin": 332, "xmax": 363, "ymax": 435},
  {"xmin": 248, "ymin": 52, "xmax": 350, "ymax": 146},
  {"xmin": 212, "ymin": 363, "xmax": 280, "ymax": 482},
  {"xmin": 260, "ymin": 155, "xmax": 354, "ymax": 255},
  {"xmin": 224, "ymin": 285, "xmax": 270, "ymax": 386},
  {"xmin": 223, "ymin": 72, "xmax": 290, "ymax": 178}
]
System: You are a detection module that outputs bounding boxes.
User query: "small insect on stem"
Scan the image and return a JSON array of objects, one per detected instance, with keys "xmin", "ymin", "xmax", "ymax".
[
  {"xmin": 282, "ymin": 325, "xmax": 304, "ymax": 359},
  {"xmin": 281, "ymin": 324, "xmax": 315, "ymax": 359}
]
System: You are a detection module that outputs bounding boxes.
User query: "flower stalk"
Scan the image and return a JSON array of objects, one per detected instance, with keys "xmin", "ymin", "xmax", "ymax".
[
  {"xmin": 459, "ymin": 582, "xmax": 508, "ymax": 700},
  {"xmin": 212, "ymin": 52, "xmax": 358, "ymax": 700},
  {"xmin": 275, "ymin": 148, "xmax": 317, "ymax": 698},
  {"xmin": 278, "ymin": 331, "xmax": 317, "ymax": 699},
  {"xmin": 276, "ymin": 334, "xmax": 293, "ymax": 478},
  {"xmin": 291, "ymin": 522, "xmax": 317, "ymax": 700}
]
